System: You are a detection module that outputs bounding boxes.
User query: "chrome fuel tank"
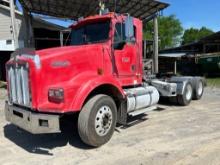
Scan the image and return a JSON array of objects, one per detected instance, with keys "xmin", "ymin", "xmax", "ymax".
[{"xmin": 125, "ymin": 86, "xmax": 159, "ymax": 112}]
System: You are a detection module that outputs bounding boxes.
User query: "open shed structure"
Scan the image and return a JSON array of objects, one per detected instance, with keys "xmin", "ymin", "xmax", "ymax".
[
  {"xmin": 10, "ymin": 0, "xmax": 168, "ymax": 73},
  {"xmin": 160, "ymin": 31, "xmax": 220, "ymax": 76},
  {"xmin": 19, "ymin": 0, "xmax": 168, "ymax": 20},
  {"xmin": 161, "ymin": 31, "xmax": 220, "ymax": 54}
]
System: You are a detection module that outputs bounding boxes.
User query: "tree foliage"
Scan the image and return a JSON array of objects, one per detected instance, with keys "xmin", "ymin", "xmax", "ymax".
[
  {"xmin": 182, "ymin": 27, "xmax": 214, "ymax": 45},
  {"xmin": 144, "ymin": 15, "xmax": 183, "ymax": 50}
]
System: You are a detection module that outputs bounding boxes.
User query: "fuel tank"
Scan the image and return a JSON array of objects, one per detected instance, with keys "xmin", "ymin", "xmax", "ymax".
[{"xmin": 125, "ymin": 86, "xmax": 160, "ymax": 112}]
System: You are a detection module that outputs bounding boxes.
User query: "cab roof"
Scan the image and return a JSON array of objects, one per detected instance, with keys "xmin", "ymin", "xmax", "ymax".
[{"xmin": 69, "ymin": 12, "xmax": 139, "ymax": 28}]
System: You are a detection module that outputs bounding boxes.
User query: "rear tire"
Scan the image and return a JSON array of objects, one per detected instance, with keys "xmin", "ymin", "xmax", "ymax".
[
  {"xmin": 193, "ymin": 80, "xmax": 204, "ymax": 100},
  {"xmin": 78, "ymin": 94, "xmax": 117, "ymax": 147},
  {"xmin": 177, "ymin": 82, "xmax": 193, "ymax": 106}
]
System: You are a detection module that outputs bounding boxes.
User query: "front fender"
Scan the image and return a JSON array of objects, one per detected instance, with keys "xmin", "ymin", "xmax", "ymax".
[{"xmin": 69, "ymin": 74, "xmax": 125, "ymax": 111}]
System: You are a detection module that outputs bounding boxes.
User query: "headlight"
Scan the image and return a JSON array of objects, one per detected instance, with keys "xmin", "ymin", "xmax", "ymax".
[{"xmin": 48, "ymin": 88, "xmax": 64, "ymax": 103}]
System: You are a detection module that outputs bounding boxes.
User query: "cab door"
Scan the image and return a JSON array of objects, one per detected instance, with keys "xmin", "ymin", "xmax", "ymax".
[{"xmin": 113, "ymin": 23, "xmax": 137, "ymax": 78}]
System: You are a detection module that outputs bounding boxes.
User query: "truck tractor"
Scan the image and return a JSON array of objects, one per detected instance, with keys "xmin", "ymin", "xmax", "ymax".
[{"xmin": 5, "ymin": 12, "xmax": 205, "ymax": 147}]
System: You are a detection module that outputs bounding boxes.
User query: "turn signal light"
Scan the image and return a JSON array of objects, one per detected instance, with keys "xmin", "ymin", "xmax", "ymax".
[{"xmin": 48, "ymin": 88, "xmax": 64, "ymax": 103}]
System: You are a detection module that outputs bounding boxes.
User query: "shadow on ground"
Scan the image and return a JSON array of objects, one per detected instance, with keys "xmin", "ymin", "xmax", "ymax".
[
  {"xmin": 158, "ymin": 97, "xmax": 181, "ymax": 107},
  {"xmin": 2, "ymin": 98, "xmax": 176, "ymax": 156},
  {"xmin": 3, "ymin": 115, "xmax": 93, "ymax": 156},
  {"xmin": 3, "ymin": 113, "xmax": 151, "ymax": 156}
]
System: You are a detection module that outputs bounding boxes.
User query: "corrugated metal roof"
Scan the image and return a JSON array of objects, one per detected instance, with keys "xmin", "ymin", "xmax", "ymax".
[{"xmin": 19, "ymin": 0, "xmax": 169, "ymax": 20}]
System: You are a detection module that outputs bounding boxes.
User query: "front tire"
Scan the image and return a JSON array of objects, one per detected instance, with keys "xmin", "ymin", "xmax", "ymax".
[
  {"xmin": 177, "ymin": 82, "xmax": 193, "ymax": 106},
  {"xmin": 78, "ymin": 94, "xmax": 117, "ymax": 147}
]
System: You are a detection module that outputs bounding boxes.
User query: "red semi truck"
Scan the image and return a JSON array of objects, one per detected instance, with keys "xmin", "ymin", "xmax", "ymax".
[{"xmin": 5, "ymin": 12, "xmax": 205, "ymax": 147}]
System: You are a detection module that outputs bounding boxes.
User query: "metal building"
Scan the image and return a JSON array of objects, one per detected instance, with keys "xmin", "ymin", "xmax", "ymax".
[{"xmin": 160, "ymin": 31, "xmax": 220, "ymax": 76}]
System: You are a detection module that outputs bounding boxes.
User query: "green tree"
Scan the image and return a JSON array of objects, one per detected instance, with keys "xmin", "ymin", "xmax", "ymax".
[
  {"xmin": 144, "ymin": 15, "xmax": 183, "ymax": 50},
  {"xmin": 182, "ymin": 27, "xmax": 214, "ymax": 45}
]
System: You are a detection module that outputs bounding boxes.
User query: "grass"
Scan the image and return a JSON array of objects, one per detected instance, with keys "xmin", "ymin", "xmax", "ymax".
[
  {"xmin": 0, "ymin": 81, "xmax": 6, "ymax": 100},
  {"xmin": 206, "ymin": 78, "xmax": 220, "ymax": 88},
  {"xmin": 0, "ymin": 81, "xmax": 7, "ymax": 89}
]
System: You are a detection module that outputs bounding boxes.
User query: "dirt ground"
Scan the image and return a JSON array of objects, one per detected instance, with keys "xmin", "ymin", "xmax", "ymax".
[{"xmin": 0, "ymin": 87, "xmax": 219, "ymax": 165}]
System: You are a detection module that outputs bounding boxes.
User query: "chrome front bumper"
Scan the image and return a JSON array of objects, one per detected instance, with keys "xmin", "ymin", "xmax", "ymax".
[{"xmin": 5, "ymin": 101, "xmax": 61, "ymax": 134}]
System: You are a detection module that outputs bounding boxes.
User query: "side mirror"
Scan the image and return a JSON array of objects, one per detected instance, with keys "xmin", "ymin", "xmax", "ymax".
[{"xmin": 125, "ymin": 15, "xmax": 134, "ymax": 40}]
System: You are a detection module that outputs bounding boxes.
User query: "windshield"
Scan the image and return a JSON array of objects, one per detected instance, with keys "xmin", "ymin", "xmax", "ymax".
[{"xmin": 70, "ymin": 21, "xmax": 110, "ymax": 45}]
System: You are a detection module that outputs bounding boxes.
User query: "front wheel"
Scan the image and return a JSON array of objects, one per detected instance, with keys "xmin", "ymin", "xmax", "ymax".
[
  {"xmin": 177, "ymin": 82, "xmax": 193, "ymax": 106},
  {"xmin": 78, "ymin": 94, "xmax": 117, "ymax": 147}
]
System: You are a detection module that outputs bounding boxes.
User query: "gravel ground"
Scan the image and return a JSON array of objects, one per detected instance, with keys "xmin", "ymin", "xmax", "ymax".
[{"xmin": 0, "ymin": 87, "xmax": 219, "ymax": 165}]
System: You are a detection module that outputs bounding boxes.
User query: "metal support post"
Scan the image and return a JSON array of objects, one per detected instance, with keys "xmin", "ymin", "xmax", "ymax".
[
  {"xmin": 153, "ymin": 14, "xmax": 159, "ymax": 74},
  {"xmin": 174, "ymin": 60, "xmax": 177, "ymax": 75},
  {"xmin": 9, "ymin": 0, "xmax": 18, "ymax": 49}
]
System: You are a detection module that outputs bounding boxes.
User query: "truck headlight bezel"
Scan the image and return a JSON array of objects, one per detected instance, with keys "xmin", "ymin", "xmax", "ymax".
[{"xmin": 48, "ymin": 88, "xmax": 64, "ymax": 103}]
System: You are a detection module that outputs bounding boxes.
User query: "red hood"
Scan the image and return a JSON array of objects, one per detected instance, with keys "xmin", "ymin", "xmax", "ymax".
[
  {"xmin": 35, "ymin": 44, "xmax": 109, "ymax": 70},
  {"xmin": 36, "ymin": 45, "xmax": 95, "ymax": 60},
  {"xmin": 24, "ymin": 44, "xmax": 108, "ymax": 111}
]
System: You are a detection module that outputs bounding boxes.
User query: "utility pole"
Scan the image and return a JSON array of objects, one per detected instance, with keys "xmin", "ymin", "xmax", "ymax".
[
  {"xmin": 9, "ymin": 0, "xmax": 18, "ymax": 49},
  {"xmin": 153, "ymin": 13, "xmax": 159, "ymax": 74}
]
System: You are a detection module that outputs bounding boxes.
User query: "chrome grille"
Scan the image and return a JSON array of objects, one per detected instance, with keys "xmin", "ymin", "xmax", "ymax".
[{"xmin": 7, "ymin": 63, "xmax": 31, "ymax": 107}]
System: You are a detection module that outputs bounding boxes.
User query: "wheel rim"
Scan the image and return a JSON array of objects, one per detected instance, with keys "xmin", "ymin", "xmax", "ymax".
[
  {"xmin": 197, "ymin": 81, "xmax": 203, "ymax": 96},
  {"xmin": 186, "ymin": 84, "xmax": 193, "ymax": 101},
  {"xmin": 95, "ymin": 106, "xmax": 113, "ymax": 136}
]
